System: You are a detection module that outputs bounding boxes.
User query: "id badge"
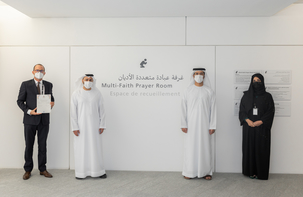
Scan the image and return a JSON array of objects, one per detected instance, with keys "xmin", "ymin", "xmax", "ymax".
[{"xmin": 253, "ymin": 107, "xmax": 258, "ymax": 115}]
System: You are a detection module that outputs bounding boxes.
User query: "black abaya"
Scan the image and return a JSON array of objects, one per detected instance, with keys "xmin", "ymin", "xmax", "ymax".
[{"xmin": 239, "ymin": 74, "xmax": 275, "ymax": 180}]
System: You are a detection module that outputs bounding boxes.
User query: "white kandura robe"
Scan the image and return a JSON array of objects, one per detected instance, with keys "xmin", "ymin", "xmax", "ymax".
[
  {"xmin": 71, "ymin": 88, "xmax": 106, "ymax": 178},
  {"xmin": 181, "ymin": 84, "xmax": 216, "ymax": 178}
]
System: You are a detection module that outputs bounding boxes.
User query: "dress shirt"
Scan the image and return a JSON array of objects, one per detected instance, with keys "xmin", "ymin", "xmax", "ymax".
[{"xmin": 27, "ymin": 79, "xmax": 43, "ymax": 115}]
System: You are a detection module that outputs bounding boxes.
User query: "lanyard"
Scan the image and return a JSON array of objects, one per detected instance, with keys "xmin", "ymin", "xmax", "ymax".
[{"xmin": 42, "ymin": 84, "xmax": 45, "ymax": 95}]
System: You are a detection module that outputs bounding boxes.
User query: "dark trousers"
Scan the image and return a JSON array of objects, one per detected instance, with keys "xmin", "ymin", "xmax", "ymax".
[{"xmin": 24, "ymin": 121, "xmax": 49, "ymax": 172}]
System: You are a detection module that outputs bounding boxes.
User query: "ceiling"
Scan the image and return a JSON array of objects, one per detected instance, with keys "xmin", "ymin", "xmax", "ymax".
[{"xmin": 0, "ymin": 0, "xmax": 300, "ymax": 18}]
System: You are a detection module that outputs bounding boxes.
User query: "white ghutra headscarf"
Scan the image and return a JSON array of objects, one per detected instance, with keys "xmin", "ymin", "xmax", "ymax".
[
  {"xmin": 74, "ymin": 74, "xmax": 97, "ymax": 91},
  {"xmin": 189, "ymin": 68, "xmax": 212, "ymax": 89}
]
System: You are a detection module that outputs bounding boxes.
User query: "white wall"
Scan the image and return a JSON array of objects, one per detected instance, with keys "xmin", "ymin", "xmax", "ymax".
[
  {"xmin": 0, "ymin": 18, "xmax": 185, "ymax": 46},
  {"xmin": 0, "ymin": 3, "xmax": 303, "ymax": 173},
  {"xmin": 187, "ymin": 4, "xmax": 303, "ymax": 45}
]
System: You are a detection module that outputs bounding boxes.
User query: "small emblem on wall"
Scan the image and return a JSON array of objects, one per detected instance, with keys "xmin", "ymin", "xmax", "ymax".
[{"xmin": 140, "ymin": 59, "xmax": 147, "ymax": 68}]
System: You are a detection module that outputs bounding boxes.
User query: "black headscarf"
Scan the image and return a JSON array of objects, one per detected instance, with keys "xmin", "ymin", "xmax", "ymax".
[{"xmin": 242, "ymin": 73, "xmax": 266, "ymax": 113}]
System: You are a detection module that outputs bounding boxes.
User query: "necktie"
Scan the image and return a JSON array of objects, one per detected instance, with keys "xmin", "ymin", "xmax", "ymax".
[{"xmin": 37, "ymin": 82, "xmax": 40, "ymax": 94}]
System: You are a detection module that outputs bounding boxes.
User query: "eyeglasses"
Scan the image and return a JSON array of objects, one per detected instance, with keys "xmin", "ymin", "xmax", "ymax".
[{"xmin": 34, "ymin": 70, "xmax": 45, "ymax": 72}]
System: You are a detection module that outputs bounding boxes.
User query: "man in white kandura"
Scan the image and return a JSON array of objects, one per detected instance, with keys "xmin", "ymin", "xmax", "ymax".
[
  {"xmin": 181, "ymin": 68, "xmax": 216, "ymax": 180},
  {"xmin": 71, "ymin": 74, "xmax": 107, "ymax": 180}
]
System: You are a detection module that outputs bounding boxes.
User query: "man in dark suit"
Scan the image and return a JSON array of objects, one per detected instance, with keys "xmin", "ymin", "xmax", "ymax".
[{"xmin": 17, "ymin": 64, "xmax": 55, "ymax": 180}]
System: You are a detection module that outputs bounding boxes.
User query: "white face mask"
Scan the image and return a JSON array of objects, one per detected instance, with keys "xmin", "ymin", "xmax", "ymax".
[
  {"xmin": 35, "ymin": 72, "xmax": 44, "ymax": 79},
  {"xmin": 83, "ymin": 81, "xmax": 93, "ymax": 89},
  {"xmin": 194, "ymin": 75, "xmax": 204, "ymax": 84}
]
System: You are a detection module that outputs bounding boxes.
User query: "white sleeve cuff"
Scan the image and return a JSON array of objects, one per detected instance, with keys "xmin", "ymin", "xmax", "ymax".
[{"xmin": 27, "ymin": 110, "xmax": 32, "ymax": 115}]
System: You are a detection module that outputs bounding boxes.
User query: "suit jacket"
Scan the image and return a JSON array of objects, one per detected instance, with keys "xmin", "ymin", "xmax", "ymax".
[{"xmin": 17, "ymin": 79, "xmax": 55, "ymax": 125}]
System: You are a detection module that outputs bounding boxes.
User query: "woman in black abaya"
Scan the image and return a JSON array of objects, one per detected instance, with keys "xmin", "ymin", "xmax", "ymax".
[{"xmin": 239, "ymin": 73, "xmax": 275, "ymax": 180}]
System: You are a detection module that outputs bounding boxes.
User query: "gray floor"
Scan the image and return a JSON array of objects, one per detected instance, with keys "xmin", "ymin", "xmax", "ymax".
[{"xmin": 0, "ymin": 169, "xmax": 302, "ymax": 197}]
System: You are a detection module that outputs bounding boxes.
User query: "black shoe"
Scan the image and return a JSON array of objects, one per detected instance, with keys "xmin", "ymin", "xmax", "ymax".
[
  {"xmin": 100, "ymin": 174, "xmax": 107, "ymax": 179},
  {"xmin": 75, "ymin": 177, "xmax": 85, "ymax": 180}
]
